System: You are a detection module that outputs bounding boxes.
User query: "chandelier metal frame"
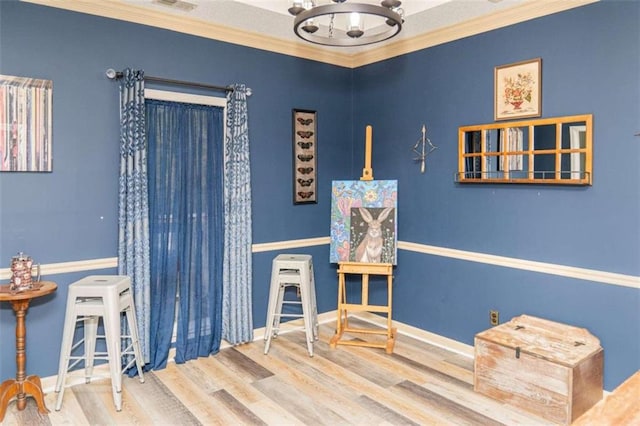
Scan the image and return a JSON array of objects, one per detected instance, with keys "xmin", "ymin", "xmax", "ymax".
[{"xmin": 292, "ymin": 2, "xmax": 403, "ymax": 47}]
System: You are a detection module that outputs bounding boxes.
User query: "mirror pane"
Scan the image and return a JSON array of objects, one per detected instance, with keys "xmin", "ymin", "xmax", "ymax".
[
  {"xmin": 484, "ymin": 155, "xmax": 502, "ymax": 179},
  {"xmin": 533, "ymin": 124, "xmax": 556, "ymax": 150},
  {"xmin": 561, "ymin": 153, "xmax": 586, "ymax": 179},
  {"xmin": 507, "ymin": 155, "xmax": 530, "ymax": 179},
  {"xmin": 464, "ymin": 155, "xmax": 482, "ymax": 178},
  {"xmin": 464, "ymin": 130, "xmax": 482, "ymax": 153},
  {"xmin": 561, "ymin": 122, "xmax": 587, "ymax": 149},
  {"xmin": 533, "ymin": 153, "xmax": 556, "ymax": 179},
  {"xmin": 485, "ymin": 130, "xmax": 500, "ymax": 153}
]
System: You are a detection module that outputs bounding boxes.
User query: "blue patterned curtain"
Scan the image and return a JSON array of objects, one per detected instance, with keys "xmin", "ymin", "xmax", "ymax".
[
  {"xmin": 147, "ymin": 99, "xmax": 224, "ymax": 367},
  {"xmin": 222, "ymin": 84, "xmax": 253, "ymax": 344},
  {"xmin": 117, "ymin": 69, "xmax": 151, "ymax": 364}
]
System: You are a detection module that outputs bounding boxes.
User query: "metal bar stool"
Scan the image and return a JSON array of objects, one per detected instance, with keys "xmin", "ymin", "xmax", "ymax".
[
  {"xmin": 264, "ymin": 254, "xmax": 318, "ymax": 356},
  {"xmin": 55, "ymin": 275, "xmax": 145, "ymax": 411}
]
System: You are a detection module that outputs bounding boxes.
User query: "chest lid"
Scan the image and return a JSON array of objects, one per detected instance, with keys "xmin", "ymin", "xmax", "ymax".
[{"xmin": 475, "ymin": 314, "xmax": 602, "ymax": 367}]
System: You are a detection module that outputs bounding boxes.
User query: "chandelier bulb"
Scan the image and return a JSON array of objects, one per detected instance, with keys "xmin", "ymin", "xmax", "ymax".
[
  {"xmin": 346, "ymin": 29, "xmax": 364, "ymax": 38},
  {"xmin": 288, "ymin": 0, "xmax": 304, "ymax": 15},
  {"xmin": 302, "ymin": 19, "xmax": 319, "ymax": 34}
]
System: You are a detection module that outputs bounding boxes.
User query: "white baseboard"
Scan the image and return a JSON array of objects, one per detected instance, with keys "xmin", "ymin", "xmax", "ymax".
[{"xmin": 40, "ymin": 311, "xmax": 472, "ymax": 393}]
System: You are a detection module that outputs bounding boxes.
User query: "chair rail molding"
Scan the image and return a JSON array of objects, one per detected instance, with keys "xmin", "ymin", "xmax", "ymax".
[{"xmin": 2, "ymin": 239, "xmax": 637, "ymax": 289}]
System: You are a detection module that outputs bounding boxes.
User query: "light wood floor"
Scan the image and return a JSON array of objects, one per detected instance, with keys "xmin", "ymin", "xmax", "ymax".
[{"xmin": 1, "ymin": 318, "xmax": 554, "ymax": 425}]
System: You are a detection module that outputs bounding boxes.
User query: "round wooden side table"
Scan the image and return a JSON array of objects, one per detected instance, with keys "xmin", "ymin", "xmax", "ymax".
[{"xmin": 0, "ymin": 281, "xmax": 57, "ymax": 421}]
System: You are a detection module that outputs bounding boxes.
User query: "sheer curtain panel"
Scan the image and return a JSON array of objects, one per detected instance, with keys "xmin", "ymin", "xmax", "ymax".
[{"xmin": 147, "ymin": 99, "xmax": 224, "ymax": 367}]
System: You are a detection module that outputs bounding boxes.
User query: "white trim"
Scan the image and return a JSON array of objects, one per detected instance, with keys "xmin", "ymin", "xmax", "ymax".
[
  {"xmin": 144, "ymin": 88, "xmax": 226, "ymax": 107},
  {"xmin": 398, "ymin": 241, "xmax": 640, "ymax": 289},
  {"xmin": 354, "ymin": 311, "xmax": 474, "ymax": 358},
  {"xmin": 3, "ymin": 240, "xmax": 637, "ymax": 289},
  {"xmin": 0, "ymin": 257, "xmax": 117, "ymax": 280},
  {"xmin": 348, "ymin": 0, "xmax": 599, "ymax": 68},
  {"xmin": 251, "ymin": 236, "xmax": 331, "ymax": 253},
  {"xmin": 21, "ymin": 0, "xmax": 599, "ymax": 68}
]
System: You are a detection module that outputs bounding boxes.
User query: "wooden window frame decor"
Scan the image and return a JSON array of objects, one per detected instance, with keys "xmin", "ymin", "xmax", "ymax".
[
  {"xmin": 292, "ymin": 109, "xmax": 317, "ymax": 204},
  {"xmin": 0, "ymin": 74, "xmax": 53, "ymax": 172},
  {"xmin": 494, "ymin": 58, "xmax": 542, "ymax": 121}
]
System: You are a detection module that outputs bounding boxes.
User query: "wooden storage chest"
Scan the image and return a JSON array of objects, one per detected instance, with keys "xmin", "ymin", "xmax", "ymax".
[{"xmin": 474, "ymin": 315, "xmax": 603, "ymax": 425}]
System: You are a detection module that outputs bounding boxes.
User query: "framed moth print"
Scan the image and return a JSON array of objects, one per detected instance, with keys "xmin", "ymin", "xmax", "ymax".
[
  {"xmin": 293, "ymin": 109, "xmax": 317, "ymax": 204},
  {"xmin": 494, "ymin": 58, "xmax": 542, "ymax": 121},
  {"xmin": 0, "ymin": 74, "xmax": 53, "ymax": 171}
]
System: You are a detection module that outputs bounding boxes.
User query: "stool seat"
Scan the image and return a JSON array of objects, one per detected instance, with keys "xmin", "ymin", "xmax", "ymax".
[
  {"xmin": 55, "ymin": 275, "xmax": 145, "ymax": 412},
  {"xmin": 264, "ymin": 254, "xmax": 318, "ymax": 356}
]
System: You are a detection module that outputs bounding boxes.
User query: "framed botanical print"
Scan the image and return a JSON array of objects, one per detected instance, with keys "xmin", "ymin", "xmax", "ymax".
[{"xmin": 494, "ymin": 58, "xmax": 542, "ymax": 121}]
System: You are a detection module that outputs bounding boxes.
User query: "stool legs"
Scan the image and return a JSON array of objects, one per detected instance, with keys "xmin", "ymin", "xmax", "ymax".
[
  {"xmin": 263, "ymin": 262, "xmax": 281, "ymax": 354},
  {"xmin": 123, "ymin": 297, "xmax": 145, "ymax": 383},
  {"xmin": 102, "ymin": 295, "xmax": 123, "ymax": 411},
  {"xmin": 298, "ymin": 266, "xmax": 314, "ymax": 357},
  {"xmin": 123, "ymin": 292, "xmax": 144, "ymax": 383},
  {"xmin": 307, "ymin": 260, "xmax": 319, "ymax": 342},
  {"xmin": 54, "ymin": 303, "xmax": 79, "ymax": 411},
  {"xmin": 84, "ymin": 316, "xmax": 99, "ymax": 383},
  {"xmin": 56, "ymin": 279, "xmax": 145, "ymax": 412},
  {"xmin": 264, "ymin": 255, "xmax": 317, "ymax": 357}
]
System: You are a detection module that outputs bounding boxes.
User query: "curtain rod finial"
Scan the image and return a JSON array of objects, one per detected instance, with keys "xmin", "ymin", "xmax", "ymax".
[{"xmin": 105, "ymin": 69, "xmax": 122, "ymax": 79}]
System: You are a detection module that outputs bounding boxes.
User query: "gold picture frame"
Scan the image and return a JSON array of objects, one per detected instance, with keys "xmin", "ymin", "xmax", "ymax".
[{"xmin": 494, "ymin": 58, "xmax": 542, "ymax": 121}]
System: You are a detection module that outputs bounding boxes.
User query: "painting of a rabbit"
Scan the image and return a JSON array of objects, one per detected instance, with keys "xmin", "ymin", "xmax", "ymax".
[
  {"xmin": 350, "ymin": 207, "xmax": 396, "ymax": 264},
  {"xmin": 330, "ymin": 179, "xmax": 397, "ymax": 264}
]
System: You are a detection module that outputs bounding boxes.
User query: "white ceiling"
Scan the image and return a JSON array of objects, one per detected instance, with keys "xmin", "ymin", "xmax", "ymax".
[
  {"xmin": 122, "ymin": 0, "xmax": 527, "ymax": 53},
  {"xmin": 24, "ymin": 0, "xmax": 598, "ymax": 66},
  {"xmin": 232, "ymin": 0, "xmax": 455, "ymax": 17}
]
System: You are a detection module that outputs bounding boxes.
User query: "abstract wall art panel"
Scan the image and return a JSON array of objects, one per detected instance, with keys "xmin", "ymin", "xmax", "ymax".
[{"xmin": 0, "ymin": 75, "xmax": 53, "ymax": 172}]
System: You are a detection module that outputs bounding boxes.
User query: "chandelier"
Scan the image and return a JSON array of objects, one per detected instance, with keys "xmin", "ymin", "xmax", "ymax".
[{"xmin": 289, "ymin": 0, "xmax": 404, "ymax": 47}]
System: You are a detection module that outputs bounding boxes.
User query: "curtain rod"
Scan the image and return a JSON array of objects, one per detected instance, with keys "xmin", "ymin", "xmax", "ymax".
[{"xmin": 105, "ymin": 69, "xmax": 233, "ymax": 93}]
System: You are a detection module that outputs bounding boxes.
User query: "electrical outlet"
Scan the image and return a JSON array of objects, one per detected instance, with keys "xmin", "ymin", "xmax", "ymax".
[{"xmin": 490, "ymin": 310, "xmax": 499, "ymax": 326}]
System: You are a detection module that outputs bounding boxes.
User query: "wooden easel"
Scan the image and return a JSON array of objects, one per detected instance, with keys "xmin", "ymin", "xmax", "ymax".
[{"xmin": 329, "ymin": 125, "xmax": 397, "ymax": 354}]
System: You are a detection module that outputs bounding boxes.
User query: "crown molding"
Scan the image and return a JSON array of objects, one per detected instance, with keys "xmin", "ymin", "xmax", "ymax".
[
  {"xmin": 351, "ymin": 0, "xmax": 600, "ymax": 67},
  {"xmin": 21, "ymin": 0, "xmax": 356, "ymax": 67},
  {"xmin": 22, "ymin": 0, "xmax": 598, "ymax": 69}
]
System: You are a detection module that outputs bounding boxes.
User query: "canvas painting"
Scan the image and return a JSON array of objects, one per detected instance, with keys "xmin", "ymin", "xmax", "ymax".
[
  {"xmin": 330, "ymin": 180, "xmax": 398, "ymax": 264},
  {"xmin": 0, "ymin": 74, "xmax": 53, "ymax": 172}
]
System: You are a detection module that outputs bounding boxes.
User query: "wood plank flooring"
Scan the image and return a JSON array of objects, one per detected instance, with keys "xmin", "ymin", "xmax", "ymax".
[{"xmin": 1, "ymin": 318, "xmax": 554, "ymax": 425}]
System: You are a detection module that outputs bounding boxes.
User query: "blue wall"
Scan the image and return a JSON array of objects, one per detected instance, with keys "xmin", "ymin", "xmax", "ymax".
[
  {"xmin": 0, "ymin": 1, "xmax": 351, "ymax": 383},
  {"xmin": 352, "ymin": 0, "xmax": 639, "ymax": 390},
  {"xmin": 1, "ymin": 0, "xmax": 638, "ymax": 392}
]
